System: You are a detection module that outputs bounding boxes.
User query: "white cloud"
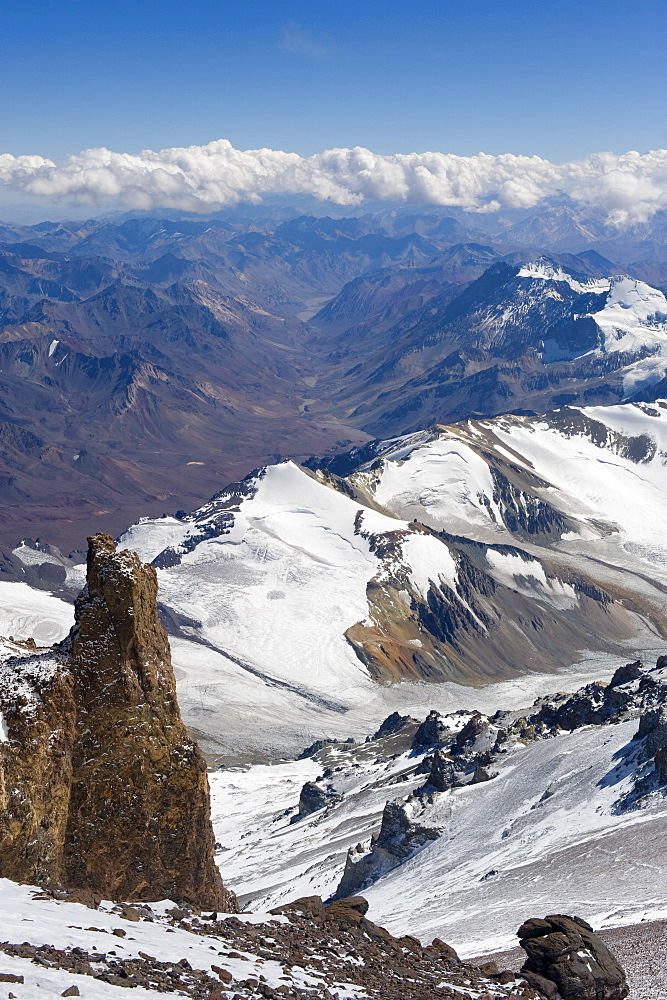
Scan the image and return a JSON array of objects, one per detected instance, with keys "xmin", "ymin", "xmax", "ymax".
[
  {"xmin": 280, "ymin": 22, "xmax": 329, "ymax": 58},
  {"xmin": 1, "ymin": 140, "xmax": 667, "ymax": 226}
]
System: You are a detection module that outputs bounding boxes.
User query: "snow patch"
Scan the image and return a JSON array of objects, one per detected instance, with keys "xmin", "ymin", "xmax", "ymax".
[
  {"xmin": 485, "ymin": 549, "xmax": 577, "ymax": 608},
  {"xmin": 517, "ymin": 261, "xmax": 610, "ymax": 296}
]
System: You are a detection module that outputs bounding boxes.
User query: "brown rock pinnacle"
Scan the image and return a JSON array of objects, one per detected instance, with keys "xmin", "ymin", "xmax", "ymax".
[{"xmin": 0, "ymin": 533, "xmax": 236, "ymax": 911}]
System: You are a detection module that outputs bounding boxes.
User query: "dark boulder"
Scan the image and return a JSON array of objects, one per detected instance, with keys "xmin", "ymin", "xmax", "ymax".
[
  {"xmin": 521, "ymin": 970, "xmax": 560, "ymax": 998},
  {"xmin": 471, "ymin": 765, "xmax": 492, "ymax": 784},
  {"xmin": 518, "ymin": 913, "xmax": 628, "ymax": 1000},
  {"xmin": 325, "ymin": 896, "xmax": 369, "ymax": 920},
  {"xmin": 297, "ymin": 781, "xmax": 337, "ymax": 817},
  {"xmin": 269, "ymin": 895, "xmax": 325, "ymax": 918},
  {"xmin": 428, "ymin": 937, "xmax": 460, "ymax": 964},
  {"xmin": 426, "ymin": 750, "xmax": 458, "ymax": 791},
  {"xmin": 455, "ymin": 712, "xmax": 488, "ymax": 750}
]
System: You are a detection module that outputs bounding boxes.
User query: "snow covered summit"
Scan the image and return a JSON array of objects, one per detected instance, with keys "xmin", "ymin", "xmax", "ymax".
[{"xmin": 112, "ymin": 400, "xmax": 667, "ymax": 757}]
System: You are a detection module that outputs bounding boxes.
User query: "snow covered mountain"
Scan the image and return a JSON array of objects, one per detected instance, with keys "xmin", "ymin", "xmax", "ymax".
[
  {"xmin": 313, "ymin": 258, "xmax": 667, "ymax": 437},
  {"xmin": 4, "ymin": 221, "xmax": 667, "ymax": 555},
  {"xmin": 88, "ymin": 399, "xmax": 667, "ymax": 758}
]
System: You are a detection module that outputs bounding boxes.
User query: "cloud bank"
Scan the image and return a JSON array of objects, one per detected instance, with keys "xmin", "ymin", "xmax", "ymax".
[{"xmin": 2, "ymin": 141, "xmax": 667, "ymax": 225}]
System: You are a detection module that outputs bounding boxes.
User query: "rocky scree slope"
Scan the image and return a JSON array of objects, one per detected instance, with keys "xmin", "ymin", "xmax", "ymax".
[
  {"xmin": 0, "ymin": 532, "xmax": 235, "ymax": 910},
  {"xmin": 0, "ymin": 880, "xmax": 589, "ymax": 1000},
  {"xmin": 335, "ymin": 655, "xmax": 667, "ymax": 901}
]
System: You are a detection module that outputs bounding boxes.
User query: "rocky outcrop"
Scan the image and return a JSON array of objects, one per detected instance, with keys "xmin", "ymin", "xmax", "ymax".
[
  {"xmin": 335, "ymin": 797, "xmax": 439, "ymax": 898},
  {"xmin": 0, "ymin": 533, "xmax": 236, "ymax": 911},
  {"xmin": 412, "ymin": 709, "xmax": 450, "ymax": 748},
  {"xmin": 424, "ymin": 749, "xmax": 459, "ymax": 791},
  {"xmin": 454, "ymin": 711, "xmax": 488, "ymax": 750},
  {"xmin": 518, "ymin": 914, "xmax": 628, "ymax": 999},
  {"xmin": 636, "ymin": 706, "xmax": 667, "ymax": 758},
  {"xmin": 629, "ymin": 704, "xmax": 667, "ymax": 797},
  {"xmin": 609, "ymin": 660, "xmax": 643, "ymax": 687},
  {"xmin": 295, "ymin": 780, "xmax": 340, "ymax": 818},
  {"xmin": 373, "ymin": 711, "xmax": 413, "ymax": 739},
  {"xmin": 507, "ymin": 659, "xmax": 667, "ymax": 741}
]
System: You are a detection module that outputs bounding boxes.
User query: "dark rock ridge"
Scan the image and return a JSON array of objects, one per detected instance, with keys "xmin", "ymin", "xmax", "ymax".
[
  {"xmin": 519, "ymin": 914, "xmax": 628, "ymax": 1000},
  {"xmin": 332, "ymin": 656, "xmax": 667, "ymax": 899},
  {"xmin": 0, "ymin": 533, "xmax": 236, "ymax": 910}
]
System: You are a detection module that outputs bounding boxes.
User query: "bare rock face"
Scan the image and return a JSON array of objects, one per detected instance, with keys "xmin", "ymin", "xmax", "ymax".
[
  {"xmin": 518, "ymin": 914, "xmax": 628, "ymax": 1000},
  {"xmin": 424, "ymin": 750, "xmax": 458, "ymax": 792},
  {"xmin": 454, "ymin": 711, "xmax": 488, "ymax": 750},
  {"xmin": 0, "ymin": 533, "xmax": 236, "ymax": 911},
  {"xmin": 0, "ymin": 650, "xmax": 77, "ymax": 887}
]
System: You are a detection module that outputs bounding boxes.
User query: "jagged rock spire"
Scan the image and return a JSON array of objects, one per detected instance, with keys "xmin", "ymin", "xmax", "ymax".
[{"xmin": 0, "ymin": 533, "xmax": 236, "ymax": 911}]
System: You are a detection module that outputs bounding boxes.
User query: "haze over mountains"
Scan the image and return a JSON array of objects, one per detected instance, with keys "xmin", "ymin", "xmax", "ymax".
[{"xmin": 2, "ymin": 200, "xmax": 667, "ymax": 554}]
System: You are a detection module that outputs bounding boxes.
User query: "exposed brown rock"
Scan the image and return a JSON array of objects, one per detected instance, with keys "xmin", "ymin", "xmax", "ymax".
[
  {"xmin": 0, "ymin": 533, "xmax": 236, "ymax": 911},
  {"xmin": 0, "ymin": 649, "xmax": 77, "ymax": 887}
]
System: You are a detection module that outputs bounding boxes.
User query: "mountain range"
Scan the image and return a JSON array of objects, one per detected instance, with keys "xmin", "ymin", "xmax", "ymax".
[
  {"xmin": 7, "ymin": 398, "xmax": 663, "ymax": 761},
  {"xmin": 2, "ymin": 204, "xmax": 667, "ymax": 553},
  {"xmin": 2, "ymin": 200, "xmax": 667, "ymax": 997}
]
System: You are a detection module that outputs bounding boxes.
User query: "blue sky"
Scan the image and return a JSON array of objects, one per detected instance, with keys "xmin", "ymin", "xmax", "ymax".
[{"xmin": 2, "ymin": 0, "xmax": 666, "ymax": 162}]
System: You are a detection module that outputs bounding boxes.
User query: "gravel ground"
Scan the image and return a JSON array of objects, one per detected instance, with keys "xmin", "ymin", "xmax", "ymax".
[{"xmin": 472, "ymin": 918, "xmax": 667, "ymax": 999}]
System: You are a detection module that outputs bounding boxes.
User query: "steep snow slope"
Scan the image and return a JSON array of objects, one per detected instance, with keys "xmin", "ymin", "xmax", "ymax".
[
  {"xmin": 356, "ymin": 400, "xmax": 667, "ymax": 580},
  {"xmin": 210, "ymin": 659, "xmax": 667, "ymax": 961}
]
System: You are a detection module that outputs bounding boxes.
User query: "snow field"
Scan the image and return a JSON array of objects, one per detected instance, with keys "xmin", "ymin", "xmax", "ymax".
[{"xmin": 0, "ymin": 582, "xmax": 73, "ymax": 647}]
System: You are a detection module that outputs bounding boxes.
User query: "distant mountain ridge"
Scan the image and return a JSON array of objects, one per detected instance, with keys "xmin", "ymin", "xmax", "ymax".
[
  {"xmin": 310, "ymin": 257, "xmax": 667, "ymax": 436},
  {"xmin": 1, "ymin": 209, "xmax": 667, "ymax": 550}
]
